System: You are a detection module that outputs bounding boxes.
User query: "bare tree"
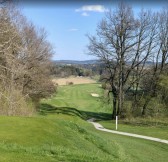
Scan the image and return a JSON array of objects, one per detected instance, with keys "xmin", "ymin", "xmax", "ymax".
[
  {"xmin": 87, "ymin": 3, "xmax": 157, "ymax": 118},
  {"xmin": 19, "ymin": 22, "xmax": 55, "ymax": 108},
  {"xmin": 0, "ymin": 5, "xmax": 33, "ymax": 115},
  {"xmin": 0, "ymin": 3, "xmax": 55, "ymax": 115},
  {"xmin": 141, "ymin": 9, "xmax": 168, "ymax": 116}
]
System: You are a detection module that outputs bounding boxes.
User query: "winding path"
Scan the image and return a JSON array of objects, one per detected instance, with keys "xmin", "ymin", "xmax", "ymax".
[{"xmin": 87, "ymin": 119, "xmax": 168, "ymax": 145}]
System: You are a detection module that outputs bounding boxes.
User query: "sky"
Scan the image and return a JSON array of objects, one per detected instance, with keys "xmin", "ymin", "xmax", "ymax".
[{"xmin": 18, "ymin": 0, "xmax": 167, "ymax": 61}]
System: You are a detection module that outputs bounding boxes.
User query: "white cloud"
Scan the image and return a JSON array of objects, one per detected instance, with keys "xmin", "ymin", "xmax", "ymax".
[
  {"xmin": 81, "ymin": 12, "xmax": 89, "ymax": 16},
  {"xmin": 67, "ymin": 28, "xmax": 78, "ymax": 32},
  {"xmin": 75, "ymin": 5, "xmax": 108, "ymax": 13}
]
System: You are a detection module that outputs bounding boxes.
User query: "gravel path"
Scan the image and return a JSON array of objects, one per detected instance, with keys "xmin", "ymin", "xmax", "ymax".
[{"xmin": 87, "ymin": 119, "xmax": 168, "ymax": 145}]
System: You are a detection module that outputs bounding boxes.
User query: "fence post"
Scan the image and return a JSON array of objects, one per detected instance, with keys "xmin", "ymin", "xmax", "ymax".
[{"xmin": 116, "ymin": 116, "xmax": 118, "ymax": 130}]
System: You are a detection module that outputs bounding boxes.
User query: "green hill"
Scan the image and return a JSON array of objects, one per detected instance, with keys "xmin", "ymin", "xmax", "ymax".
[{"xmin": 0, "ymin": 84, "xmax": 168, "ymax": 162}]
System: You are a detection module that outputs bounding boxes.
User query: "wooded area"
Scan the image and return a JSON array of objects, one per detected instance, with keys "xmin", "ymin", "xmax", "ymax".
[
  {"xmin": 0, "ymin": 1, "xmax": 55, "ymax": 115},
  {"xmin": 88, "ymin": 3, "xmax": 168, "ymax": 119},
  {"xmin": 1, "ymin": 1, "xmax": 168, "ymax": 119}
]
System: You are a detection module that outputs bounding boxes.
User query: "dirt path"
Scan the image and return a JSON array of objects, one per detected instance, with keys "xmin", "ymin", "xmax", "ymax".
[{"xmin": 87, "ymin": 119, "xmax": 168, "ymax": 145}]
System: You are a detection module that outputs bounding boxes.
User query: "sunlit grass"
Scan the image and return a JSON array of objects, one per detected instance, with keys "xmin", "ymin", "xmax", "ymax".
[{"xmin": 0, "ymin": 83, "xmax": 168, "ymax": 161}]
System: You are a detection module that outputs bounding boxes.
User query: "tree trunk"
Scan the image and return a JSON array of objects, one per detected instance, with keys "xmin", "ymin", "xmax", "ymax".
[
  {"xmin": 112, "ymin": 94, "xmax": 117, "ymax": 119},
  {"xmin": 142, "ymin": 98, "xmax": 150, "ymax": 116}
]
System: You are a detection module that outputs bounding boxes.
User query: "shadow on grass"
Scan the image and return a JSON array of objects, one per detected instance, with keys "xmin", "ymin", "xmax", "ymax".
[{"xmin": 40, "ymin": 103, "xmax": 112, "ymax": 121}]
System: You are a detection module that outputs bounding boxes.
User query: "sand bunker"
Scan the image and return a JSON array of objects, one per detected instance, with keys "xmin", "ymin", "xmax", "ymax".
[{"xmin": 91, "ymin": 93, "xmax": 99, "ymax": 97}]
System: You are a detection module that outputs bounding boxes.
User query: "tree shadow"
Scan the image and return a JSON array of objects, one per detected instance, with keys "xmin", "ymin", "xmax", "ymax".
[{"xmin": 40, "ymin": 103, "xmax": 112, "ymax": 121}]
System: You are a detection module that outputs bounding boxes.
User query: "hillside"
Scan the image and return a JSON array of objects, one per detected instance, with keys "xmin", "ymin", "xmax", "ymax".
[
  {"xmin": 0, "ymin": 84, "xmax": 168, "ymax": 161},
  {"xmin": 53, "ymin": 59, "xmax": 155, "ymax": 66},
  {"xmin": 53, "ymin": 59, "xmax": 100, "ymax": 65}
]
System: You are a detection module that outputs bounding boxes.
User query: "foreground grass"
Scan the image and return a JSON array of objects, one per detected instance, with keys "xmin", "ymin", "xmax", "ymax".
[
  {"xmin": 0, "ymin": 114, "xmax": 168, "ymax": 162},
  {"xmin": 0, "ymin": 83, "xmax": 168, "ymax": 161},
  {"xmin": 0, "ymin": 115, "xmax": 118, "ymax": 162}
]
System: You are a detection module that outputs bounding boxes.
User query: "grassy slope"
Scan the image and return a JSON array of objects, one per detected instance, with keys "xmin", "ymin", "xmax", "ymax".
[{"xmin": 0, "ymin": 83, "xmax": 168, "ymax": 161}]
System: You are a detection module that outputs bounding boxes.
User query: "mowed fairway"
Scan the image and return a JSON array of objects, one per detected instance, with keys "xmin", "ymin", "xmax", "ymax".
[
  {"xmin": 44, "ymin": 83, "xmax": 112, "ymax": 115},
  {"xmin": 0, "ymin": 83, "xmax": 168, "ymax": 162}
]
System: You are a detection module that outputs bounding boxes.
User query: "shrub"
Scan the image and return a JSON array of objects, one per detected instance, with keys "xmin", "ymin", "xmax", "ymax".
[
  {"xmin": 0, "ymin": 88, "xmax": 34, "ymax": 116},
  {"xmin": 66, "ymin": 81, "xmax": 74, "ymax": 85},
  {"xmin": 101, "ymin": 82, "xmax": 106, "ymax": 89}
]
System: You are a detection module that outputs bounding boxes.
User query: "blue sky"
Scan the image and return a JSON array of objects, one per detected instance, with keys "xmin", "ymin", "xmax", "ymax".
[{"xmin": 18, "ymin": 1, "xmax": 166, "ymax": 61}]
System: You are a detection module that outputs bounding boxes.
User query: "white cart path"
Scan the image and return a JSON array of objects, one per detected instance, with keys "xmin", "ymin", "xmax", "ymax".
[{"xmin": 87, "ymin": 119, "xmax": 168, "ymax": 145}]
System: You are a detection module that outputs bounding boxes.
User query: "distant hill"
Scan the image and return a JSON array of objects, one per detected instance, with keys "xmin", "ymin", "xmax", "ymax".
[
  {"xmin": 53, "ymin": 59, "xmax": 155, "ymax": 67},
  {"xmin": 53, "ymin": 60, "xmax": 100, "ymax": 65}
]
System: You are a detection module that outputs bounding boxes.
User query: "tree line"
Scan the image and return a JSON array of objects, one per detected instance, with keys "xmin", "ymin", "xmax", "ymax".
[
  {"xmin": 88, "ymin": 3, "xmax": 168, "ymax": 119},
  {"xmin": 50, "ymin": 63, "xmax": 103, "ymax": 78},
  {"xmin": 0, "ymin": 1, "xmax": 55, "ymax": 115}
]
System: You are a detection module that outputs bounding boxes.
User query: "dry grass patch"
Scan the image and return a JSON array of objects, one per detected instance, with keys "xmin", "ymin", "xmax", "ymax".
[{"xmin": 52, "ymin": 76, "xmax": 96, "ymax": 86}]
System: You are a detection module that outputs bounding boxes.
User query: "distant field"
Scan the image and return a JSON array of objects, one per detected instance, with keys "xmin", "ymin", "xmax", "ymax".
[{"xmin": 52, "ymin": 76, "xmax": 97, "ymax": 85}]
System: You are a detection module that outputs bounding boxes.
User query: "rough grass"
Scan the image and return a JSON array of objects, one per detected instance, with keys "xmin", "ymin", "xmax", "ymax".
[{"xmin": 0, "ymin": 83, "xmax": 168, "ymax": 161}]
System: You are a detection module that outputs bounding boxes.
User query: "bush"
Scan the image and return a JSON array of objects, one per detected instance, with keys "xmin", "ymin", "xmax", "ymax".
[
  {"xmin": 145, "ymin": 98, "xmax": 166, "ymax": 117},
  {"xmin": 69, "ymin": 82, "xmax": 74, "ymax": 85},
  {"xmin": 66, "ymin": 81, "xmax": 74, "ymax": 85},
  {"xmin": 101, "ymin": 82, "xmax": 111, "ymax": 90},
  {"xmin": 120, "ymin": 101, "xmax": 132, "ymax": 119},
  {"xmin": 101, "ymin": 82, "xmax": 106, "ymax": 89},
  {"xmin": 0, "ymin": 88, "xmax": 34, "ymax": 116}
]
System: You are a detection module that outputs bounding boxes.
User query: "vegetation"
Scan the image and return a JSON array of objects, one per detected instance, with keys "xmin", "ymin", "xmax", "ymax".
[
  {"xmin": 50, "ymin": 62, "xmax": 103, "ymax": 78},
  {"xmin": 100, "ymin": 118, "xmax": 168, "ymax": 140},
  {"xmin": 0, "ymin": 83, "xmax": 168, "ymax": 161},
  {"xmin": 52, "ymin": 76, "xmax": 97, "ymax": 86},
  {"xmin": 87, "ymin": 3, "xmax": 168, "ymax": 119},
  {"xmin": 0, "ymin": 1, "xmax": 55, "ymax": 115},
  {"xmin": 0, "ymin": 1, "xmax": 168, "ymax": 161},
  {"xmin": 41, "ymin": 84, "xmax": 112, "ymax": 117}
]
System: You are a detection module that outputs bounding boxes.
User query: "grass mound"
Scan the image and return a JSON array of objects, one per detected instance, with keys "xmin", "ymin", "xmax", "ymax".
[
  {"xmin": 0, "ymin": 115, "xmax": 120, "ymax": 162},
  {"xmin": 0, "ymin": 84, "xmax": 168, "ymax": 161}
]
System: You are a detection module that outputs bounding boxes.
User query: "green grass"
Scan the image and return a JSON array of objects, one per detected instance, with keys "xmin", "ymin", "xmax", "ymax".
[
  {"xmin": 99, "ymin": 118, "xmax": 168, "ymax": 140},
  {"xmin": 0, "ymin": 83, "xmax": 168, "ymax": 161},
  {"xmin": 41, "ymin": 84, "xmax": 112, "ymax": 120}
]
